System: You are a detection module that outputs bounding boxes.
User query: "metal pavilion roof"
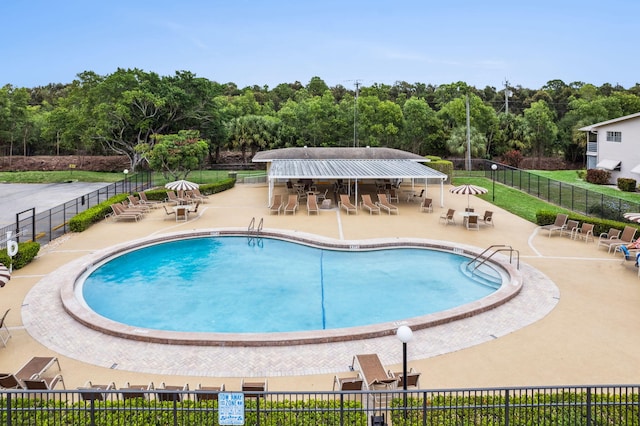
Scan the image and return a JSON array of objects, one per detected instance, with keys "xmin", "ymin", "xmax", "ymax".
[{"xmin": 268, "ymin": 159, "xmax": 447, "ymax": 180}]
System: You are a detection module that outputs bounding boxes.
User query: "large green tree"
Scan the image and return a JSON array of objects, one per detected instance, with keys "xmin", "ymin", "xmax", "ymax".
[
  {"xmin": 522, "ymin": 100, "xmax": 558, "ymax": 166},
  {"xmin": 140, "ymin": 130, "xmax": 208, "ymax": 180}
]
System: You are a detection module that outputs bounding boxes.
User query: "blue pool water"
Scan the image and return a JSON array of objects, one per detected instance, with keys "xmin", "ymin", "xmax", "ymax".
[{"xmin": 82, "ymin": 237, "xmax": 497, "ymax": 333}]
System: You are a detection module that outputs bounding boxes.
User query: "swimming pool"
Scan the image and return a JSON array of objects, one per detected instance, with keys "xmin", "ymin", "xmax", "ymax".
[{"xmin": 63, "ymin": 229, "xmax": 522, "ymax": 346}]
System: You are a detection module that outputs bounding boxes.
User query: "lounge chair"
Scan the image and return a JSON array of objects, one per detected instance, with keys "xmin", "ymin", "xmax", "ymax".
[
  {"xmin": 339, "ymin": 194, "xmax": 357, "ymax": 215},
  {"xmin": 419, "ymin": 197, "xmax": 433, "ymax": 213},
  {"xmin": 189, "ymin": 188, "xmax": 209, "ymax": 202},
  {"xmin": 598, "ymin": 227, "xmax": 621, "ymax": 244},
  {"xmin": 24, "ymin": 375, "xmax": 66, "ymax": 390},
  {"xmin": 540, "ymin": 213, "xmax": 568, "ymax": 238},
  {"xmin": 0, "ymin": 373, "xmax": 24, "ymax": 389},
  {"xmin": 351, "ymin": 354, "xmax": 398, "ymax": 390},
  {"xmin": 241, "ymin": 378, "xmax": 267, "ymax": 398},
  {"xmin": 361, "ymin": 194, "xmax": 381, "ymax": 215},
  {"xmin": 480, "ymin": 210, "xmax": 494, "ymax": 226},
  {"xmin": 196, "ymin": 383, "xmax": 225, "ymax": 401},
  {"xmin": 156, "ymin": 382, "xmax": 189, "ymax": 402},
  {"xmin": 165, "ymin": 191, "xmax": 186, "ymax": 206},
  {"xmin": 127, "ymin": 195, "xmax": 151, "ymax": 212},
  {"xmin": 333, "ymin": 375, "xmax": 364, "ymax": 391},
  {"xmin": 269, "ymin": 194, "xmax": 283, "ymax": 215},
  {"xmin": 110, "ymin": 203, "xmax": 143, "ymax": 222},
  {"xmin": 572, "ymin": 222, "xmax": 594, "ymax": 243},
  {"xmin": 598, "ymin": 226, "xmax": 636, "ymax": 253},
  {"xmin": 137, "ymin": 191, "xmax": 163, "ymax": 208},
  {"xmin": 0, "ymin": 308, "xmax": 11, "ymax": 347},
  {"xmin": 119, "ymin": 382, "xmax": 154, "ymax": 400},
  {"xmin": 439, "ymin": 208, "xmax": 456, "ymax": 225},
  {"xmin": 307, "ymin": 194, "xmax": 319, "ymax": 215},
  {"xmin": 78, "ymin": 380, "xmax": 116, "ymax": 401},
  {"xmin": 15, "ymin": 356, "xmax": 61, "ymax": 384},
  {"xmin": 283, "ymin": 194, "xmax": 299, "ymax": 215},
  {"xmin": 466, "ymin": 214, "xmax": 479, "ymax": 231},
  {"xmin": 376, "ymin": 193, "xmax": 399, "ymax": 215},
  {"xmin": 351, "ymin": 354, "xmax": 398, "ymax": 411},
  {"xmin": 560, "ymin": 220, "xmax": 580, "ymax": 238}
]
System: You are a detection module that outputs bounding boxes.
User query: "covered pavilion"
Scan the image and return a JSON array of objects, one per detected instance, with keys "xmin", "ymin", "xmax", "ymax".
[{"xmin": 252, "ymin": 147, "xmax": 448, "ymax": 207}]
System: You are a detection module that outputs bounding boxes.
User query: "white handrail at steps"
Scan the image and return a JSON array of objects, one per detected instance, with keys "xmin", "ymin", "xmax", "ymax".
[{"xmin": 466, "ymin": 244, "xmax": 520, "ymax": 272}]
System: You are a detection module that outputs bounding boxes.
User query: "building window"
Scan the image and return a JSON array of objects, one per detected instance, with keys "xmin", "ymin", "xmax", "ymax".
[{"xmin": 606, "ymin": 131, "xmax": 622, "ymax": 142}]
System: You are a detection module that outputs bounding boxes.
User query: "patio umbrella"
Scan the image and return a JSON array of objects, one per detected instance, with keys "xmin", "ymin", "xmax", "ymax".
[
  {"xmin": 623, "ymin": 212, "xmax": 640, "ymax": 223},
  {"xmin": 164, "ymin": 180, "xmax": 199, "ymax": 192},
  {"xmin": 449, "ymin": 184, "xmax": 488, "ymax": 209},
  {"xmin": 0, "ymin": 263, "xmax": 10, "ymax": 288}
]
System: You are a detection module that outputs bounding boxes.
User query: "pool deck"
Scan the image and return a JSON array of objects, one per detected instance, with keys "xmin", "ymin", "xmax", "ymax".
[{"xmin": 2, "ymin": 183, "xmax": 640, "ymax": 392}]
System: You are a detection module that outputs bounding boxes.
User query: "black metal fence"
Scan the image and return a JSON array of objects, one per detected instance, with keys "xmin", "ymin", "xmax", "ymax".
[
  {"xmin": 483, "ymin": 161, "xmax": 640, "ymax": 221},
  {"xmin": 0, "ymin": 172, "xmax": 152, "ymax": 248},
  {"xmin": 1, "ymin": 385, "xmax": 639, "ymax": 425}
]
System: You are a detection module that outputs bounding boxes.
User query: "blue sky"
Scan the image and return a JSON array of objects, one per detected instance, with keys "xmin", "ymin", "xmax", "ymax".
[{"xmin": 2, "ymin": 0, "xmax": 639, "ymax": 90}]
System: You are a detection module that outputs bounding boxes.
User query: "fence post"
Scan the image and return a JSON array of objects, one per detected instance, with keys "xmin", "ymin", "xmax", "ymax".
[
  {"xmin": 6, "ymin": 392, "xmax": 11, "ymax": 426},
  {"xmin": 422, "ymin": 391, "xmax": 428, "ymax": 426},
  {"xmin": 89, "ymin": 397, "xmax": 96, "ymax": 426},
  {"xmin": 586, "ymin": 387, "xmax": 592, "ymax": 426},
  {"xmin": 504, "ymin": 388, "xmax": 509, "ymax": 426}
]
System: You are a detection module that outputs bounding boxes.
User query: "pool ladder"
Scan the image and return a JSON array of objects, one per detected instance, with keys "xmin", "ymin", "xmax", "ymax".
[
  {"xmin": 466, "ymin": 244, "xmax": 520, "ymax": 271},
  {"xmin": 247, "ymin": 217, "xmax": 264, "ymax": 247}
]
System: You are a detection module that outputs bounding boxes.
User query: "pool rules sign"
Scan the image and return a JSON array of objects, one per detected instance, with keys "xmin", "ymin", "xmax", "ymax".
[{"xmin": 218, "ymin": 392, "xmax": 245, "ymax": 425}]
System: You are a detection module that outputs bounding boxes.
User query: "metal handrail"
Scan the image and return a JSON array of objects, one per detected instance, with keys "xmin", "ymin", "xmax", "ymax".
[{"xmin": 467, "ymin": 244, "xmax": 520, "ymax": 271}]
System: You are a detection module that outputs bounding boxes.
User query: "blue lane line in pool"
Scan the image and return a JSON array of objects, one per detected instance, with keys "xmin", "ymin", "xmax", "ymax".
[{"xmin": 320, "ymin": 249, "xmax": 326, "ymax": 329}]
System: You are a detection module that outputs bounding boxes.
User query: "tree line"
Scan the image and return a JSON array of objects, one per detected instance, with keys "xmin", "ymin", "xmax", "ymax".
[{"xmin": 1, "ymin": 68, "xmax": 639, "ymax": 171}]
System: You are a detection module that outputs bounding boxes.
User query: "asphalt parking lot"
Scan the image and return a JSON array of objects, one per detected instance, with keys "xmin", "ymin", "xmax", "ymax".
[{"xmin": 0, "ymin": 182, "xmax": 110, "ymax": 227}]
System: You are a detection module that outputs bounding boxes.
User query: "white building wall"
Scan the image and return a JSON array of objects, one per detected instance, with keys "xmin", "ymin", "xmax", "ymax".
[{"xmin": 596, "ymin": 118, "xmax": 640, "ymax": 182}]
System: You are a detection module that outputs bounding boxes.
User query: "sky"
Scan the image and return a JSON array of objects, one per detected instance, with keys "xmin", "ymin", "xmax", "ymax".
[{"xmin": 2, "ymin": 0, "xmax": 639, "ymax": 91}]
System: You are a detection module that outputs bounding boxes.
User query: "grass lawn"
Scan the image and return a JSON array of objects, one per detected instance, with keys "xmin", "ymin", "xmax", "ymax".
[
  {"xmin": 452, "ymin": 176, "xmax": 570, "ymax": 223},
  {"xmin": 0, "ymin": 170, "xmax": 126, "ymax": 183},
  {"xmin": 532, "ymin": 170, "xmax": 640, "ymax": 203},
  {"xmin": 0, "ymin": 170, "xmax": 266, "ymax": 185}
]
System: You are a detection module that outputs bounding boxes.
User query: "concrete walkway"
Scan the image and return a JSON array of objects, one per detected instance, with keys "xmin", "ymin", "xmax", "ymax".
[{"xmin": 1, "ymin": 183, "xmax": 639, "ymax": 392}]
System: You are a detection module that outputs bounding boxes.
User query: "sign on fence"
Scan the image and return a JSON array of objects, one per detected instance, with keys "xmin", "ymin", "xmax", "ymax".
[{"xmin": 218, "ymin": 392, "xmax": 245, "ymax": 425}]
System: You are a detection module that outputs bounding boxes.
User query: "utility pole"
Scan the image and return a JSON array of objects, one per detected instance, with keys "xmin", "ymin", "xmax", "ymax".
[
  {"xmin": 353, "ymin": 80, "xmax": 361, "ymax": 147},
  {"xmin": 504, "ymin": 79, "xmax": 510, "ymax": 114},
  {"xmin": 466, "ymin": 94, "xmax": 471, "ymax": 171}
]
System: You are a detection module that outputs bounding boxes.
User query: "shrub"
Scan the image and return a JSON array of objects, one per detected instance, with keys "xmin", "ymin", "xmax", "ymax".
[
  {"xmin": 424, "ymin": 156, "xmax": 452, "ymax": 183},
  {"xmin": 586, "ymin": 169, "xmax": 610, "ymax": 185},
  {"xmin": 501, "ymin": 150, "xmax": 524, "ymax": 168},
  {"xmin": 617, "ymin": 177, "xmax": 637, "ymax": 192},
  {"xmin": 69, "ymin": 194, "xmax": 129, "ymax": 232},
  {"xmin": 576, "ymin": 169, "xmax": 587, "ymax": 180},
  {"xmin": 0, "ymin": 241, "xmax": 40, "ymax": 270}
]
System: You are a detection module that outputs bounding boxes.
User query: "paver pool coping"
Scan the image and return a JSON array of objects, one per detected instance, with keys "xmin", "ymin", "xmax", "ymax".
[{"xmin": 23, "ymin": 226, "xmax": 558, "ymax": 377}]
